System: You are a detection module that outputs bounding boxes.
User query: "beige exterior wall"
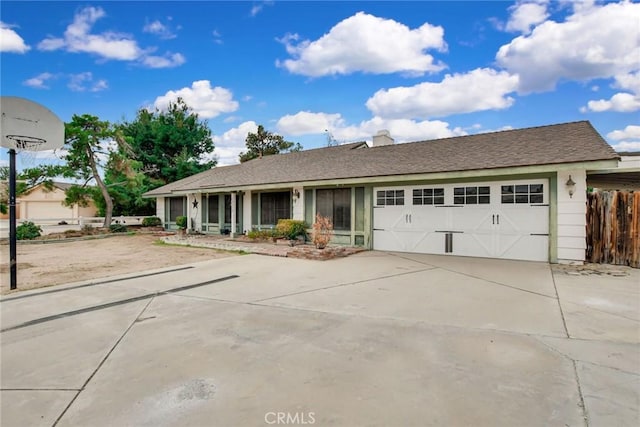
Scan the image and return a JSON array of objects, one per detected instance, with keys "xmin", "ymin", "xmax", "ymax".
[
  {"xmin": 556, "ymin": 169, "xmax": 587, "ymax": 264},
  {"xmin": 156, "ymin": 197, "xmax": 165, "ymax": 223},
  {"xmin": 18, "ymin": 185, "xmax": 97, "ymax": 220},
  {"xmin": 292, "ymin": 186, "xmax": 304, "ymax": 221},
  {"xmin": 242, "ymin": 191, "xmax": 252, "ymax": 234}
]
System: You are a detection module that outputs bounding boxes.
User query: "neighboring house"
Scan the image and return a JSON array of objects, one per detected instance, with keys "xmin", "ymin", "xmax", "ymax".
[
  {"xmin": 17, "ymin": 182, "xmax": 97, "ymax": 221},
  {"xmin": 144, "ymin": 121, "xmax": 622, "ymax": 264}
]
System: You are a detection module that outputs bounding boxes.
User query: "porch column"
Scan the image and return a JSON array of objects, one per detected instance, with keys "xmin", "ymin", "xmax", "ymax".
[{"xmin": 231, "ymin": 192, "xmax": 237, "ymax": 238}]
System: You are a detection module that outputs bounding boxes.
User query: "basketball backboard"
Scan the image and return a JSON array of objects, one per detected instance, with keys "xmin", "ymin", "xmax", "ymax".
[{"xmin": 1, "ymin": 96, "xmax": 64, "ymax": 152}]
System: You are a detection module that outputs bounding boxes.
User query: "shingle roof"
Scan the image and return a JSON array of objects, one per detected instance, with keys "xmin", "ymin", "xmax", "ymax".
[{"xmin": 145, "ymin": 121, "xmax": 618, "ymax": 196}]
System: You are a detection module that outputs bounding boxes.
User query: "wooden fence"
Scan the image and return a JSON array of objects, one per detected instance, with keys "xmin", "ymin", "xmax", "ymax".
[{"xmin": 586, "ymin": 191, "xmax": 639, "ymax": 268}]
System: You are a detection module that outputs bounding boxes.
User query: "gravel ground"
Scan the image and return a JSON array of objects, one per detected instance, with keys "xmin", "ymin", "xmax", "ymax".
[{"xmin": 0, "ymin": 233, "xmax": 236, "ymax": 294}]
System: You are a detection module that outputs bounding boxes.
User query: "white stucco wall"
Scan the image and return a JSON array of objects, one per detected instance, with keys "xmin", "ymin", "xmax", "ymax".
[
  {"xmin": 242, "ymin": 191, "xmax": 252, "ymax": 234},
  {"xmin": 292, "ymin": 186, "xmax": 304, "ymax": 221},
  {"xmin": 156, "ymin": 197, "xmax": 165, "ymax": 223},
  {"xmin": 186, "ymin": 193, "xmax": 202, "ymax": 232},
  {"xmin": 556, "ymin": 169, "xmax": 587, "ymax": 263}
]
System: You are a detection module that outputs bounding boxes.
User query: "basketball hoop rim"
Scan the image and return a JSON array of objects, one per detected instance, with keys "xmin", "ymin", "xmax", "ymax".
[{"xmin": 6, "ymin": 134, "xmax": 48, "ymax": 151}]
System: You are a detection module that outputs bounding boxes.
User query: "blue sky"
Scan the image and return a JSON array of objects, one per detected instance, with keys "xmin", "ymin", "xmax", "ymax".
[{"xmin": 1, "ymin": 0, "xmax": 639, "ymax": 168}]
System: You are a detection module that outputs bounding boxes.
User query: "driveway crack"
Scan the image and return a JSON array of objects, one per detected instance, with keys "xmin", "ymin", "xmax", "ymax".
[{"xmin": 51, "ymin": 296, "xmax": 156, "ymax": 427}]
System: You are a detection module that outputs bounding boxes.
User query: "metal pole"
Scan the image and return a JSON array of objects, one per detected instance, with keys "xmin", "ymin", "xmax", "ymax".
[{"xmin": 9, "ymin": 148, "xmax": 17, "ymax": 290}]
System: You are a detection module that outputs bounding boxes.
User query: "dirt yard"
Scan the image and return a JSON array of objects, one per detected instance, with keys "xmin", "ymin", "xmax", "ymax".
[{"xmin": 0, "ymin": 234, "xmax": 236, "ymax": 294}]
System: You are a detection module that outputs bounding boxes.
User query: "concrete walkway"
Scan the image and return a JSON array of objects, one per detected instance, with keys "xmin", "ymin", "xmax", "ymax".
[{"xmin": 1, "ymin": 253, "xmax": 638, "ymax": 426}]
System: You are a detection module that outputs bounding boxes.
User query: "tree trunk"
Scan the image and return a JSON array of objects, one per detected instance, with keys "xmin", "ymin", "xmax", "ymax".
[{"xmin": 87, "ymin": 147, "xmax": 112, "ymax": 228}]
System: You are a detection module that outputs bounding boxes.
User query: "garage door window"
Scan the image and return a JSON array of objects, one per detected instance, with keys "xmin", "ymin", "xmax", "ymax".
[
  {"xmin": 454, "ymin": 186, "xmax": 490, "ymax": 205},
  {"xmin": 376, "ymin": 190, "xmax": 404, "ymax": 206},
  {"xmin": 413, "ymin": 188, "xmax": 444, "ymax": 205},
  {"xmin": 501, "ymin": 184, "xmax": 544, "ymax": 204}
]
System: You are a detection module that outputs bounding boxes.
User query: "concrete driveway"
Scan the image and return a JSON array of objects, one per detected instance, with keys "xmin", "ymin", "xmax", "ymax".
[{"xmin": 1, "ymin": 252, "xmax": 638, "ymax": 426}]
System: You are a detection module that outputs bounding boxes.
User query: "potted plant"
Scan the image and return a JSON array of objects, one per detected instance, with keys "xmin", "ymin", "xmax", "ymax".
[
  {"xmin": 312, "ymin": 214, "xmax": 333, "ymax": 249},
  {"xmin": 175, "ymin": 215, "xmax": 187, "ymax": 235}
]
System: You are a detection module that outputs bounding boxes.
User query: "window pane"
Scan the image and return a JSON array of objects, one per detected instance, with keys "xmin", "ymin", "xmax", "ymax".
[
  {"xmin": 207, "ymin": 195, "xmax": 219, "ymax": 223},
  {"xmin": 502, "ymin": 195, "xmax": 514, "ymax": 204},
  {"xmin": 454, "ymin": 187, "xmax": 464, "ymax": 195},
  {"xmin": 387, "ymin": 198, "xmax": 395, "ymax": 206},
  {"xmin": 454, "ymin": 196, "xmax": 464, "ymax": 204},
  {"xmin": 224, "ymin": 194, "xmax": 231, "ymax": 223},
  {"xmin": 413, "ymin": 197, "xmax": 422, "ymax": 205},
  {"xmin": 413, "ymin": 189, "xmax": 421, "ymax": 197},
  {"xmin": 424, "ymin": 188, "xmax": 433, "ymax": 196},
  {"xmin": 316, "ymin": 189, "xmax": 333, "ymax": 219},
  {"xmin": 386, "ymin": 190, "xmax": 394, "ymax": 198},
  {"xmin": 515, "ymin": 185, "xmax": 528, "ymax": 194},
  {"xmin": 424, "ymin": 197, "xmax": 433, "ymax": 205},
  {"xmin": 434, "ymin": 188, "xmax": 444, "ymax": 197},
  {"xmin": 333, "ymin": 188, "xmax": 351, "ymax": 230},
  {"xmin": 530, "ymin": 194, "xmax": 543, "ymax": 204},
  {"xmin": 515, "ymin": 194, "xmax": 529, "ymax": 203},
  {"xmin": 377, "ymin": 197, "xmax": 385, "ymax": 206},
  {"xmin": 355, "ymin": 187, "xmax": 365, "ymax": 232},
  {"xmin": 434, "ymin": 196, "xmax": 444, "ymax": 205},
  {"xmin": 530, "ymin": 184, "xmax": 543, "ymax": 194},
  {"xmin": 304, "ymin": 189, "xmax": 313, "ymax": 225},
  {"xmin": 169, "ymin": 197, "xmax": 184, "ymax": 221},
  {"xmin": 502, "ymin": 185, "xmax": 514, "ymax": 195},
  {"xmin": 396, "ymin": 197, "xmax": 404, "ymax": 206},
  {"xmin": 466, "ymin": 195, "xmax": 477, "ymax": 204},
  {"xmin": 466, "ymin": 187, "xmax": 477, "ymax": 195},
  {"xmin": 377, "ymin": 191, "xmax": 386, "ymax": 199},
  {"xmin": 479, "ymin": 196, "xmax": 490, "ymax": 204},
  {"xmin": 396, "ymin": 190, "xmax": 404, "ymax": 197},
  {"xmin": 479, "ymin": 186, "xmax": 490, "ymax": 195}
]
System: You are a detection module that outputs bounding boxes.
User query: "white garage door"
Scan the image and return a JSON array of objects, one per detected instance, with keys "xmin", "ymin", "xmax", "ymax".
[
  {"xmin": 22, "ymin": 201, "xmax": 70, "ymax": 220},
  {"xmin": 373, "ymin": 179, "xmax": 549, "ymax": 261}
]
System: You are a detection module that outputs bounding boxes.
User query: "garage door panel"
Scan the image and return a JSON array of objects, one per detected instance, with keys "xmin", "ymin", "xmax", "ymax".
[
  {"xmin": 498, "ymin": 235, "xmax": 549, "ymax": 262},
  {"xmin": 373, "ymin": 180, "xmax": 549, "ymax": 262}
]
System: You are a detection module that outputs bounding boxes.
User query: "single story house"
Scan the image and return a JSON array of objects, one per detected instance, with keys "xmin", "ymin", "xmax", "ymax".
[
  {"xmin": 13, "ymin": 181, "xmax": 97, "ymax": 221},
  {"xmin": 144, "ymin": 121, "xmax": 621, "ymax": 264}
]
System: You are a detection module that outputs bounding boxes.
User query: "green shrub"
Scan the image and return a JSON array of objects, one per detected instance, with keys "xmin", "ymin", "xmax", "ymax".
[
  {"xmin": 247, "ymin": 228, "xmax": 280, "ymax": 240},
  {"xmin": 276, "ymin": 219, "xmax": 307, "ymax": 241},
  {"xmin": 109, "ymin": 223, "xmax": 128, "ymax": 233},
  {"xmin": 142, "ymin": 216, "xmax": 162, "ymax": 227},
  {"xmin": 175, "ymin": 216, "xmax": 188, "ymax": 229},
  {"xmin": 16, "ymin": 221, "xmax": 42, "ymax": 240}
]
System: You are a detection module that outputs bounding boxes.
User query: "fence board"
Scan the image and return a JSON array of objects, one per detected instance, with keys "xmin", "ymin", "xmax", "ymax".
[{"xmin": 586, "ymin": 191, "xmax": 639, "ymax": 268}]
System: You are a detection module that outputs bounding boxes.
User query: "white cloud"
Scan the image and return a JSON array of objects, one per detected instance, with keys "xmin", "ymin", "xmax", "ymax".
[
  {"xmin": 277, "ymin": 12, "xmax": 446, "ymax": 77},
  {"xmin": 274, "ymin": 110, "xmax": 465, "ymax": 144},
  {"xmin": 583, "ymin": 72, "xmax": 640, "ymax": 113},
  {"xmin": 23, "ymin": 72, "xmax": 55, "ymax": 89},
  {"xmin": 609, "ymin": 141, "xmax": 640, "ymax": 152},
  {"xmin": 250, "ymin": 1, "xmax": 274, "ymax": 17},
  {"xmin": 208, "ymin": 121, "xmax": 259, "ymax": 165},
  {"xmin": 143, "ymin": 19, "xmax": 178, "ymax": 39},
  {"xmin": 68, "ymin": 72, "xmax": 108, "ymax": 92},
  {"xmin": 153, "ymin": 80, "xmax": 239, "ymax": 119},
  {"xmin": 505, "ymin": 1, "xmax": 549, "ymax": 34},
  {"xmin": 36, "ymin": 6, "xmax": 185, "ymax": 68},
  {"xmin": 0, "ymin": 22, "xmax": 30, "ymax": 53},
  {"xmin": 277, "ymin": 111, "xmax": 345, "ymax": 136},
  {"xmin": 366, "ymin": 68, "xmax": 519, "ymax": 119},
  {"xmin": 141, "ymin": 52, "xmax": 186, "ymax": 68},
  {"xmin": 607, "ymin": 125, "xmax": 640, "ymax": 141},
  {"xmin": 496, "ymin": 1, "xmax": 640, "ymax": 93},
  {"xmin": 585, "ymin": 93, "xmax": 640, "ymax": 113}
]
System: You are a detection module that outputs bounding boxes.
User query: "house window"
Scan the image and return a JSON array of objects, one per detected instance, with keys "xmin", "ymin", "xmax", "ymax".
[
  {"xmin": 260, "ymin": 192, "xmax": 291, "ymax": 225},
  {"xmin": 501, "ymin": 184, "xmax": 544, "ymax": 204},
  {"xmin": 224, "ymin": 194, "xmax": 241, "ymax": 223},
  {"xmin": 376, "ymin": 190, "xmax": 404, "ymax": 206},
  {"xmin": 207, "ymin": 195, "xmax": 219, "ymax": 223},
  {"xmin": 413, "ymin": 188, "xmax": 444, "ymax": 205},
  {"xmin": 168, "ymin": 197, "xmax": 185, "ymax": 221},
  {"xmin": 317, "ymin": 188, "xmax": 351, "ymax": 231},
  {"xmin": 454, "ymin": 186, "xmax": 490, "ymax": 205}
]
